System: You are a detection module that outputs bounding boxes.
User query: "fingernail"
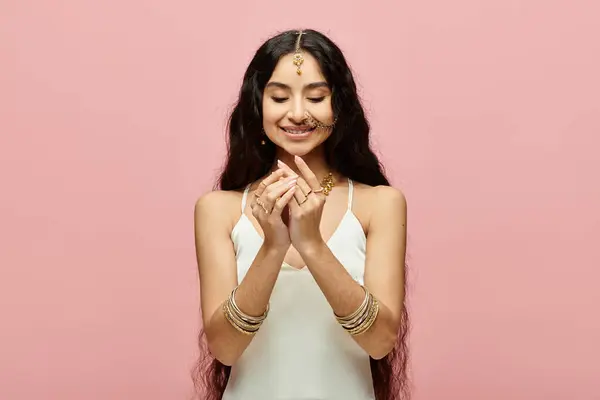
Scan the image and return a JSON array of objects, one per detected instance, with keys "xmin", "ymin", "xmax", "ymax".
[{"xmin": 288, "ymin": 179, "xmax": 297, "ymax": 186}]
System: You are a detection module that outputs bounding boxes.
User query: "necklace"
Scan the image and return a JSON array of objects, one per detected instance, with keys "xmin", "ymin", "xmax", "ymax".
[{"xmin": 320, "ymin": 172, "xmax": 335, "ymax": 196}]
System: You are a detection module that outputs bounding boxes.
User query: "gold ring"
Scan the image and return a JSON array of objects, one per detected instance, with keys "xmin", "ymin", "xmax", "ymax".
[
  {"xmin": 256, "ymin": 198, "xmax": 270, "ymax": 214},
  {"xmin": 313, "ymin": 187, "xmax": 324, "ymax": 194},
  {"xmin": 304, "ymin": 189, "xmax": 313, "ymax": 196}
]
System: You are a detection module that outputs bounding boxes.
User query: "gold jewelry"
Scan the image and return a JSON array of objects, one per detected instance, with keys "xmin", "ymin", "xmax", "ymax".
[
  {"xmin": 223, "ymin": 287, "xmax": 269, "ymax": 335},
  {"xmin": 297, "ymin": 196, "xmax": 308, "ymax": 205},
  {"xmin": 335, "ymin": 286, "xmax": 370, "ymax": 324},
  {"xmin": 293, "ymin": 31, "xmax": 304, "ymax": 75},
  {"xmin": 347, "ymin": 298, "xmax": 379, "ymax": 336},
  {"xmin": 334, "ymin": 285, "xmax": 380, "ymax": 336},
  {"xmin": 320, "ymin": 172, "xmax": 335, "ymax": 196},
  {"xmin": 304, "ymin": 111, "xmax": 337, "ymax": 131},
  {"xmin": 230, "ymin": 286, "xmax": 269, "ymax": 323},
  {"xmin": 256, "ymin": 198, "xmax": 269, "ymax": 214}
]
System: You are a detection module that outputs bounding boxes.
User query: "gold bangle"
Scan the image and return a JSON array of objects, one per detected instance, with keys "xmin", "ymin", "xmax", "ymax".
[
  {"xmin": 223, "ymin": 301, "xmax": 258, "ymax": 336},
  {"xmin": 342, "ymin": 294, "xmax": 374, "ymax": 330},
  {"xmin": 334, "ymin": 285, "xmax": 370, "ymax": 324},
  {"xmin": 347, "ymin": 297, "xmax": 379, "ymax": 336},
  {"xmin": 229, "ymin": 286, "xmax": 269, "ymax": 324},
  {"xmin": 222, "ymin": 286, "xmax": 269, "ymax": 335}
]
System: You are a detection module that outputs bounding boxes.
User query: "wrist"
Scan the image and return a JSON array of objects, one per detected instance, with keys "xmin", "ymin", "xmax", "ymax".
[
  {"xmin": 261, "ymin": 241, "xmax": 290, "ymax": 257},
  {"xmin": 296, "ymin": 239, "xmax": 327, "ymax": 260}
]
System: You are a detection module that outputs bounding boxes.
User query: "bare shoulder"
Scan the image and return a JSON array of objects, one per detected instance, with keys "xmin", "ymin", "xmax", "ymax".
[
  {"xmin": 351, "ymin": 182, "xmax": 407, "ymax": 232},
  {"xmin": 371, "ymin": 185, "xmax": 407, "ymax": 209},
  {"xmin": 194, "ymin": 189, "xmax": 244, "ymax": 233}
]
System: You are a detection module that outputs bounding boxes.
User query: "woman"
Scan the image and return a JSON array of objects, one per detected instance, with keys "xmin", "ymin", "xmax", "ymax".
[{"xmin": 193, "ymin": 29, "xmax": 409, "ymax": 400}]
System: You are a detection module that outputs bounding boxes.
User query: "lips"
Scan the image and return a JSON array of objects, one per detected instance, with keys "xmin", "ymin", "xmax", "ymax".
[{"xmin": 280, "ymin": 126, "xmax": 314, "ymax": 134}]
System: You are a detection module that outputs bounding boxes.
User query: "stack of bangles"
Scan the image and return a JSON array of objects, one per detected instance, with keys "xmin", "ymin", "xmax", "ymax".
[
  {"xmin": 223, "ymin": 286, "xmax": 269, "ymax": 335},
  {"xmin": 334, "ymin": 285, "xmax": 380, "ymax": 336}
]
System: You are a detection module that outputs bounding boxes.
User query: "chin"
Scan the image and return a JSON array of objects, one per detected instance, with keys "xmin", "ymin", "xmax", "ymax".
[{"xmin": 280, "ymin": 144, "xmax": 314, "ymax": 157}]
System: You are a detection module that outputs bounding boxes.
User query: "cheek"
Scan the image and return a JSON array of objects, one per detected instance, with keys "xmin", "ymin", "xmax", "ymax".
[
  {"xmin": 262, "ymin": 102, "xmax": 285, "ymax": 123},
  {"xmin": 309, "ymin": 102, "xmax": 334, "ymax": 122}
]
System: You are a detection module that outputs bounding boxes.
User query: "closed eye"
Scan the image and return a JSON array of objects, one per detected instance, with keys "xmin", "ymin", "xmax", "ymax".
[
  {"xmin": 308, "ymin": 97, "xmax": 326, "ymax": 103},
  {"xmin": 271, "ymin": 96, "xmax": 288, "ymax": 103}
]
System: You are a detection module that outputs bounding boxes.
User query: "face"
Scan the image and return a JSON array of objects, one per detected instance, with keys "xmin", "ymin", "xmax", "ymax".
[{"xmin": 262, "ymin": 51, "xmax": 335, "ymax": 156}]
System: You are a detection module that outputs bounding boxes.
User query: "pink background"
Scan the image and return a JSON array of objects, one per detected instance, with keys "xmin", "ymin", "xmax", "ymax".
[{"xmin": 1, "ymin": 0, "xmax": 599, "ymax": 399}]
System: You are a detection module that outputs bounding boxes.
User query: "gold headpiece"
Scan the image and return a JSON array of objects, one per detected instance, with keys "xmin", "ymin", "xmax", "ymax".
[{"xmin": 292, "ymin": 31, "xmax": 304, "ymax": 75}]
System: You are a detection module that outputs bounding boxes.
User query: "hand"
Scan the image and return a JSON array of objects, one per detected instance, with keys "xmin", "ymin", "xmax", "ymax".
[
  {"xmin": 277, "ymin": 156, "xmax": 327, "ymax": 254},
  {"xmin": 250, "ymin": 170, "xmax": 298, "ymax": 251}
]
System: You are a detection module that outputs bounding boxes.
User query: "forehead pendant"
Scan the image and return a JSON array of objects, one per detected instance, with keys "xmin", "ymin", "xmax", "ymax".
[{"xmin": 293, "ymin": 31, "xmax": 304, "ymax": 75}]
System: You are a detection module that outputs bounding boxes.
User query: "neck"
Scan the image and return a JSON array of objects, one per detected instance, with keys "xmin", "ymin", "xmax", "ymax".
[{"xmin": 272, "ymin": 147, "xmax": 335, "ymax": 183}]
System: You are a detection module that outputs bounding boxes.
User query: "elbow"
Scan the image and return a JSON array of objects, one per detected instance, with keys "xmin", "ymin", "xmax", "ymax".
[
  {"xmin": 209, "ymin": 346, "xmax": 235, "ymax": 366},
  {"xmin": 205, "ymin": 331, "xmax": 240, "ymax": 367},
  {"xmin": 368, "ymin": 322, "xmax": 399, "ymax": 360},
  {"xmin": 369, "ymin": 338, "xmax": 396, "ymax": 360}
]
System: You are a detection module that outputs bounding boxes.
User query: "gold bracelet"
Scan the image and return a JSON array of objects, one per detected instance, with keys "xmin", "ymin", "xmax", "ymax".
[
  {"xmin": 222, "ymin": 286, "xmax": 269, "ymax": 335},
  {"xmin": 334, "ymin": 285, "xmax": 370, "ymax": 325},
  {"xmin": 223, "ymin": 302, "xmax": 257, "ymax": 335},
  {"xmin": 226, "ymin": 300, "xmax": 258, "ymax": 330},
  {"xmin": 342, "ymin": 294, "xmax": 374, "ymax": 331},
  {"xmin": 229, "ymin": 286, "xmax": 269, "ymax": 324},
  {"xmin": 347, "ymin": 297, "xmax": 379, "ymax": 336}
]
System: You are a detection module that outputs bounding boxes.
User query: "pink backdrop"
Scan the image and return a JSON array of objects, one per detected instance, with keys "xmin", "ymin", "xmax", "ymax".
[{"xmin": 1, "ymin": 1, "xmax": 599, "ymax": 399}]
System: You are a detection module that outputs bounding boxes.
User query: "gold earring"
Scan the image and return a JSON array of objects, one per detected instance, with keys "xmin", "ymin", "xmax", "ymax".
[{"xmin": 293, "ymin": 31, "xmax": 304, "ymax": 75}]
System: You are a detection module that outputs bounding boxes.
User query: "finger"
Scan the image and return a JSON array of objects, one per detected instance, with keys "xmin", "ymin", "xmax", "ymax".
[
  {"xmin": 262, "ymin": 176, "xmax": 297, "ymax": 208},
  {"xmin": 250, "ymin": 199, "xmax": 266, "ymax": 218},
  {"xmin": 278, "ymin": 165, "xmax": 306, "ymax": 204},
  {"xmin": 293, "ymin": 156, "xmax": 321, "ymax": 190},
  {"xmin": 276, "ymin": 159, "xmax": 298, "ymax": 179},
  {"xmin": 275, "ymin": 160, "xmax": 310, "ymax": 203},
  {"xmin": 255, "ymin": 169, "xmax": 286, "ymax": 198},
  {"xmin": 271, "ymin": 185, "xmax": 296, "ymax": 216},
  {"xmin": 295, "ymin": 177, "xmax": 313, "ymax": 198},
  {"xmin": 292, "ymin": 177, "xmax": 313, "ymax": 205},
  {"xmin": 288, "ymin": 189, "xmax": 301, "ymax": 215}
]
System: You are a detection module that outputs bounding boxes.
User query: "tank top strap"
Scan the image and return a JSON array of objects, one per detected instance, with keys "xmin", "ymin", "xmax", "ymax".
[
  {"xmin": 241, "ymin": 184, "xmax": 251, "ymax": 213},
  {"xmin": 347, "ymin": 178, "xmax": 354, "ymax": 210}
]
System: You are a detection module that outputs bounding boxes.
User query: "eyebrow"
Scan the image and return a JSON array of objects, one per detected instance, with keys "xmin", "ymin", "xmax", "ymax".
[{"xmin": 265, "ymin": 81, "xmax": 330, "ymax": 90}]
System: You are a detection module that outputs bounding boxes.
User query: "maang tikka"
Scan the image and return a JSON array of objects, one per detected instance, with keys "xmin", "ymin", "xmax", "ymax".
[
  {"xmin": 291, "ymin": 31, "xmax": 336, "ymax": 131},
  {"xmin": 292, "ymin": 31, "xmax": 304, "ymax": 75}
]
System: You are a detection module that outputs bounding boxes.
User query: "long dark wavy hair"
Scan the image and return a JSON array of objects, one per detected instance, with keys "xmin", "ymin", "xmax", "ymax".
[{"xmin": 192, "ymin": 28, "xmax": 410, "ymax": 400}]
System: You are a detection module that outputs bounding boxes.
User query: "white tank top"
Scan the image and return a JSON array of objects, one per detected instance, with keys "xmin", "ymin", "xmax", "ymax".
[{"xmin": 223, "ymin": 179, "xmax": 375, "ymax": 400}]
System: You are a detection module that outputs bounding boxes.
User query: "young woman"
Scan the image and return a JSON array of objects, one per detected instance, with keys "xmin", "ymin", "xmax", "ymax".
[{"xmin": 193, "ymin": 29, "xmax": 409, "ymax": 400}]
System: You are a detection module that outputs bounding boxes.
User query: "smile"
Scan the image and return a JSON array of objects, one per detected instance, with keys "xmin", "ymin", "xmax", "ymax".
[{"xmin": 280, "ymin": 126, "xmax": 315, "ymax": 139}]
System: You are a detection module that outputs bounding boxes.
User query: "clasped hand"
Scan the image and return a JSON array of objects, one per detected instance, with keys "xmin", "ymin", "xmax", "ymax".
[{"xmin": 250, "ymin": 155, "xmax": 327, "ymax": 254}]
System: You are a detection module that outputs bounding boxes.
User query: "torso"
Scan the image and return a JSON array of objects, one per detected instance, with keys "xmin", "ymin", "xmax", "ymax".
[
  {"xmin": 220, "ymin": 177, "xmax": 378, "ymax": 400},
  {"xmin": 229, "ymin": 178, "xmax": 373, "ymax": 270}
]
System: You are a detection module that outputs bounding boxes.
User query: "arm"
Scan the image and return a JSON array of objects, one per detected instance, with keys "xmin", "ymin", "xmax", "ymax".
[
  {"xmin": 194, "ymin": 191, "xmax": 287, "ymax": 366},
  {"xmin": 300, "ymin": 186, "xmax": 407, "ymax": 359}
]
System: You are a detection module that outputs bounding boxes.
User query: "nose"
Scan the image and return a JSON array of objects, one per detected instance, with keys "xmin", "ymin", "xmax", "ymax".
[{"xmin": 288, "ymin": 98, "xmax": 306, "ymax": 124}]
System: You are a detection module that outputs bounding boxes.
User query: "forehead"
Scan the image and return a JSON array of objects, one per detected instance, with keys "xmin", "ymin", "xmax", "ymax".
[{"xmin": 268, "ymin": 52, "xmax": 327, "ymax": 87}]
